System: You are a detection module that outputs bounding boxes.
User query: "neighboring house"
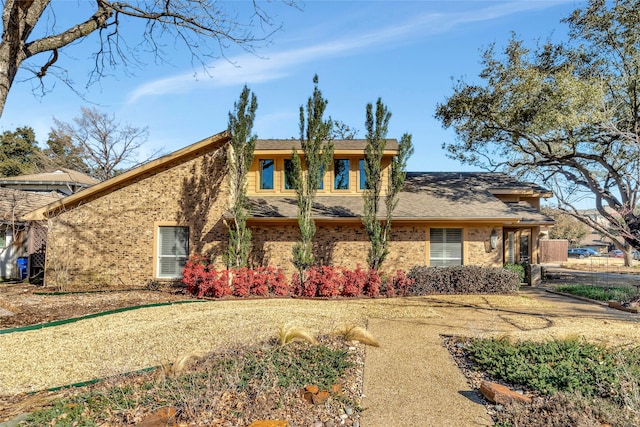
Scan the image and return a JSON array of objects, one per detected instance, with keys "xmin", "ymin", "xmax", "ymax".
[
  {"xmin": 0, "ymin": 188, "xmax": 60, "ymax": 279},
  {"xmin": 0, "ymin": 168, "xmax": 99, "ymax": 196},
  {"xmin": 26, "ymin": 131, "xmax": 553, "ymax": 289}
]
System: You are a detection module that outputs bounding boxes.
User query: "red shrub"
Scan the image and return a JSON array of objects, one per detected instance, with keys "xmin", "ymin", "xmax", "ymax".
[
  {"xmin": 363, "ymin": 269, "xmax": 381, "ymax": 297},
  {"xmin": 182, "ymin": 258, "xmax": 208, "ymax": 296},
  {"xmin": 262, "ymin": 266, "xmax": 290, "ymax": 296},
  {"xmin": 383, "ymin": 276, "xmax": 396, "ymax": 298},
  {"xmin": 298, "ymin": 269, "xmax": 319, "ymax": 297},
  {"xmin": 231, "ymin": 268, "xmax": 251, "ymax": 297},
  {"xmin": 317, "ymin": 265, "xmax": 343, "ymax": 297},
  {"xmin": 250, "ymin": 267, "xmax": 269, "ymax": 296},
  {"xmin": 203, "ymin": 268, "xmax": 231, "ymax": 298},
  {"xmin": 391, "ymin": 269, "xmax": 414, "ymax": 297},
  {"xmin": 341, "ymin": 265, "xmax": 367, "ymax": 297}
]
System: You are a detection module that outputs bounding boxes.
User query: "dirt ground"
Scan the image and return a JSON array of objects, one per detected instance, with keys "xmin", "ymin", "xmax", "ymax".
[{"xmin": 0, "ymin": 283, "xmax": 189, "ymax": 329}]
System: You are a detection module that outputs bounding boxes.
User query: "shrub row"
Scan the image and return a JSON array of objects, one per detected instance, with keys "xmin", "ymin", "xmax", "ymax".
[
  {"xmin": 182, "ymin": 257, "xmax": 414, "ymax": 299},
  {"xmin": 184, "ymin": 257, "xmax": 519, "ymax": 299},
  {"xmin": 290, "ymin": 265, "xmax": 414, "ymax": 298},
  {"xmin": 407, "ymin": 265, "xmax": 520, "ymax": 295},
  {"xmin": 182, "ymin": 258, "xmax": 289, "ymax": 298}
]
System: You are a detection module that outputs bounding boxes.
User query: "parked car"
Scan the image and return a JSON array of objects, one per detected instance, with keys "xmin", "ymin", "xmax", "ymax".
[
  {"xmin": 585, "ymin": 248, "xmax": 602, "ymax": 257},
  {"xmin": 568, "ymin": 248, "xmax": 591, "ymax": 258},
  {"xmin": 633, "ymin": 250, "xmax": 640, "ymax": 260},
  {"xmin": 608, "ymin": 249, "xmax": 624, "ymax": 258}
]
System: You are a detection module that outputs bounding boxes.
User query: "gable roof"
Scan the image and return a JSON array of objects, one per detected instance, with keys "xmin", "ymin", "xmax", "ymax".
[
  {"xmin": 247, "ymin": 172, "xmax": 553, "ymax": 224},
  {"xmin": 0, "ymin": 188, "xmax": 60, "ymax": 222},
  {"xmin": 24, "ymin": 131, "xmax": 231, "ymax": 220},
  {"xmin": 0, "ymin": 168, "xmax": 99, "ymax": 186}
]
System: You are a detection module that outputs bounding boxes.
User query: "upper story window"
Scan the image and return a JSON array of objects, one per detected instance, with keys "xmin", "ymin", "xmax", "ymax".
[
  {"xmin": 359, "ymin": 159, "xmax": 365, "ymax": 190},
  {"xmin": 260, "ymin": 159, "xmax": 274, "ymax": 190},
  {"xmin": 284, "ymin": 159, "xmax": 295, "ymax": 190},
  {"xmin": 318, "ymin": 165, "xmax": 325, "ymax": 190},
  {"xmin": 334, "ymin": 159, "xmax": 350, "ymax": 190}
]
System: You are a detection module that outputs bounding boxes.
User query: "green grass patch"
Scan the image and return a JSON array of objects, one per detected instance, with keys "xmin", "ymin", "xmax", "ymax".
[
  {"xmin": 463, "ymin": 337, "xmax": 640, "ymax": 427},
  {"xmin": 466, "ymin": 337, "xmax": 640, "ymax": 398},
  {"xmin": 554, "ymin": 284, "xmax": 638, "ymax": 302}
]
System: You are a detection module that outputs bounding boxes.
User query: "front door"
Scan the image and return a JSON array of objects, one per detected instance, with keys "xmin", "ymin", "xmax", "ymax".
[{"xmin": 504, "ymin": 228, "xmax": 531, "ymax": 264}]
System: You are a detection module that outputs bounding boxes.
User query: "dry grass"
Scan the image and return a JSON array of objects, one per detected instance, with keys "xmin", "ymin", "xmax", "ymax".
[
  {"xmin": 334, "ymin": 324, "xmax": 380, "ymax": 347},
  {"xmin": 2, "ymin": 293, "xmax": 640, "ymax": 396},
  {"xmin": 278, "ymin": 323, "xmax": 318, "ymax": 345}
]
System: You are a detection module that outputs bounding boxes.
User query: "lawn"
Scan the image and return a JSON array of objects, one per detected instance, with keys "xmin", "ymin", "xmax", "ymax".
[{"xmin": 555, "ymin": 284, "xmax": 639, "ymax": 302}]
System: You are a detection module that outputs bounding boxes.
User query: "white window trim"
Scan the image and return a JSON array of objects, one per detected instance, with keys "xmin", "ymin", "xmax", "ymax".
[{"xmin": 156, "ymin": 225, "xmax": 189, "ymax": 279}]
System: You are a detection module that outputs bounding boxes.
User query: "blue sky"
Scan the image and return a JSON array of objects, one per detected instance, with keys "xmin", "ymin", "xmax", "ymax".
[{"xmin": 1, "ymin": 0, "xmax": 580, "ymax": 172}]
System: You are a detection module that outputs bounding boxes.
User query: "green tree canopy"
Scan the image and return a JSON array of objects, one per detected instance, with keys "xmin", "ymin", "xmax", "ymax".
[
  {"xmin": 542, "ymin": 207, "xmax": 589, "ymax": 244},
  {"xmin": 0, "ymin": 126, "xmax": 40, "ymax": 176},
  {"xmin": 291, "ymin": 75, "xmax": 334, "ymax": 281},
  {"xmin": 435, "ymin": 0, "xmax": 640, "ymax": 259},
  {"xmin": 225, "ymin": 85, "xmax": 258, "ymax": 269},
  {"xmin": 38, "ymin": 129, "xmax": 90, "ymax": 174}
]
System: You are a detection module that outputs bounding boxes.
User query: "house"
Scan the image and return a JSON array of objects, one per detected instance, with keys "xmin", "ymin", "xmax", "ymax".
[
  {"xmin": 25, "ymin": 131, "xmax": 553, "ymax": 289},
  {"xmin": 0, "ymin": 188, "xmax": 60, "ymax": 280},
  {"xmin": 0, "ymin": 168, "xmax": 99, "ymax": 196}
]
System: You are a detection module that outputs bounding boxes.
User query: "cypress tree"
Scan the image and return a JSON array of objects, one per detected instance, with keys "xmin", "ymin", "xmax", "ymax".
[
  {"xmin": 225, "ymin": 85, "xmax": 258, "ymax": 269},
  {"xmin": 291, "ymin": 75, "xmax": 334, "ymax": 282}
]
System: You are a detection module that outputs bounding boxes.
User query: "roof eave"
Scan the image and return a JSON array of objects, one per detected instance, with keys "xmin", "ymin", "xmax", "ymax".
[{"xmin": 24, "ymin": 130, "xmax": 231, "ymax": 220}]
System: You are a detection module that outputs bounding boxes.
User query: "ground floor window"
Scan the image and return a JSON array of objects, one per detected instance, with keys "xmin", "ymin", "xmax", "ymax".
[
  {"xmin": 430, "ymin": 228, "xmax": 462, "ymax": 266},
  {"xmin": 157, "ymin": 226, "xmax": 189, "ymax": 278}
]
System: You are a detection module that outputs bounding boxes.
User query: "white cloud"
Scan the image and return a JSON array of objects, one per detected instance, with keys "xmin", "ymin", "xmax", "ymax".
[{"xmin": 126, "ymin": 1, "xmax": 567, "ymax": 103}]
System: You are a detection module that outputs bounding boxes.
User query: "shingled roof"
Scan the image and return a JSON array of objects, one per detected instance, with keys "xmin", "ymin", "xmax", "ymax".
[
  {"xmin": 0, "ymin": 188, "xmax": 60, "ymax": 222},
  {"xmin": 0, "ymin": 168, "xmax": 99, "ymax": 186},
  {"xmin": 255, "ymin": 139, "xmax": 399, "ymax": 151},
  {"xmin": 247, "ymin": 172, "xmax": 553, "ymax": 224}
]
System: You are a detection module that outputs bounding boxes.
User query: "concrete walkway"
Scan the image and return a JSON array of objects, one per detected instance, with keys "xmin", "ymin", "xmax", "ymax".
[
  {"xmin": 362, "ymin": 318, "xmax": 492, "ymax": 426},
  {"xmin": 360, "ymin": 287, "xmax": 640, "ymax": 427}
]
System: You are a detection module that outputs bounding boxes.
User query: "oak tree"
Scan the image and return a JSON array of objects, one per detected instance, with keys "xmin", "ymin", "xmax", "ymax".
[
  {"xmin": 0, "ymin": 0, "xmax": 291, "ymax": 117},
  {"xmin": 436, "ymin": 0, "xmax": 640, "ymax": 264},
  {"xmin": 52, "ymin": 106, "xmax": 156, "ymax": 181}
]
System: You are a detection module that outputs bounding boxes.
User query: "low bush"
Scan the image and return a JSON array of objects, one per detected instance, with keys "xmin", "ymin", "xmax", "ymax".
[
  {"xmin": 183, "ymin": 257, "xmax": 413, "ymax": 299},
  {"xmin": 467, "ymin": 337, "xmax": 634, "ymax": 398},
  {"xmin": 503, "ymin": 263, "xmax": 526, "ymax": 283},
  {"xmin": 407, "ymin": 265, "xmax": 519, "ymax": 295},
  {"xmin": 183, "ymin": 258, "xmax": 289, "ymax": 298},
  {"xmin": 290, "ymin": 265, "xmax": 387, "ymax": 298},
  {"xmin": 464, "ymin": 337, "xmax": 640, "ymax": 426}
]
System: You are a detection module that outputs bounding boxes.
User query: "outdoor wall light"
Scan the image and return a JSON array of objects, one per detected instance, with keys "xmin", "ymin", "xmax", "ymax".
[{"xmin": 490, "ymin": 229, "xmax": 499, "ymax": 250}]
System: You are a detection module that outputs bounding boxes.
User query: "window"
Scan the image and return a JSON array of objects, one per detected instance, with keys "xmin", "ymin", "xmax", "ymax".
[
  {"xmin": 259, "ymin": 159, "xmax": 274, "ymax": 190},
  {"xmin": 284, "ymin": 159, "xmax": 295, "ymax": 190},
  {"xmin": 359, "ymin": 159, "xmax": 366, "ymax": 190},
  {"xmin": 430, "ymin": 228, "xmax": 462, "ymax": 266},
  {"xmin": 318, "ymin": 165, "xmax": 324, "ymax": 190},
  {"xmin": 157, "ymin": 226, "xmax": 189, "ymax": 278},
  {"xmin": 0, "ymin": 228, "xmax": 5, "ymax": 249},
  {"xmin": 334, "ymin": 159, "xmax": 350, "ymax": 190}
]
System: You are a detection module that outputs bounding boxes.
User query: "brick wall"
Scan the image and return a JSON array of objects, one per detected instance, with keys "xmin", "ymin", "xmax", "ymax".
[
  {"xmin": 465, "ymin": 226, "xmax": 503, "ymax": 266},
  {"xmin": 249, "ymin": 223, "xmax": 426, "ymax": 276},
  {"xmin": 45, "ymin": 146, "xmax": 230, "ymax": 289}
]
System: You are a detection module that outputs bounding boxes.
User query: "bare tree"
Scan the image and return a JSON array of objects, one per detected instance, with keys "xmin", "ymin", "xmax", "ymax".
[
  {"xmin": 53, "ymin": 106, "xmax": 158, "ymax": 181},
  {"xmin": 0, "ymin": 0, "xmax": 294, "ymax": 117}
]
